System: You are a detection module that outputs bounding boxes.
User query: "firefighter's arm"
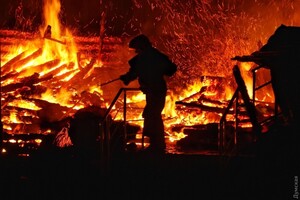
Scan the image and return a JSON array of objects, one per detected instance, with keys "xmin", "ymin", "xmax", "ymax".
[
  {"xmin": 120, "ymin": 67, "xmax": 138, "ymax": 85},
  {"xmin": 119, "ymin": 74, "xmax": 131, "ymax": 85},
  {"xmin": 120, "ymin": 56, "xmax": 139, "ymax": 85}
]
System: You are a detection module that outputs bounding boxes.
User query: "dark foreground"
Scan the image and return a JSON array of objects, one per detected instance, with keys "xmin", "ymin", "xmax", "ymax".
[
  {"xmin": 0, "ymin": 125, "xmax": 299, "ymax": 200},
  {"xmin": 0, "ymin": 150, "xmax": 298, "ymax": 200}
]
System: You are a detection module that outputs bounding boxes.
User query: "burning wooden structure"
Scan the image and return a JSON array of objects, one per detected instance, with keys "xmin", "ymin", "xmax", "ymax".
[{"xmin": 3, "ymin": 0, "xmax": 296, "ymax": 157}]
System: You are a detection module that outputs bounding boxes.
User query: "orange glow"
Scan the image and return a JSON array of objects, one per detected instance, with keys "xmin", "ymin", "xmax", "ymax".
[{"xmin": 1, "ymin": 0, "xmax": 281, "ymax": 145}]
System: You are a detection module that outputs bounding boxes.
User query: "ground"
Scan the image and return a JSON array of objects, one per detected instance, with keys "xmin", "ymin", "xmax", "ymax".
[{"xmin": 0, "ymin": 137, "xmax": 298, "ymax": 200}]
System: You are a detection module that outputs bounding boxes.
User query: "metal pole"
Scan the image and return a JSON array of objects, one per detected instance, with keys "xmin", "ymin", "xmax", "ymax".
[
  {"xmin": 105, "ymin": 116, "xmax": 111, "ymax": 175},
  {"xmin": 252, "ymin": 68, "xmax": 256, "ymax": 107},
  {"xmin": 99, "ymin": 120, "xmax": 105, "ymax": 175},
  {"xmin": 123, "ymin": 89, "xmax": 127, "ymax": 150},
  {"xmin": 218, "ymin": 121, "xmax": 224, "ymax": 154},
  {"xmin": 99, "ymin": 78, "xmax": 120, "ymax": 87},
  {"xmin": 234, "ymin": 92, "xmax": 239, "ymax": 146}
]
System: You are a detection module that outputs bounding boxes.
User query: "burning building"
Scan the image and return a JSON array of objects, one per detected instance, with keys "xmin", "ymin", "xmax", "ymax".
[{"xmin": 1, "ymin": 0, "xmax": 299, "ymax": 156}]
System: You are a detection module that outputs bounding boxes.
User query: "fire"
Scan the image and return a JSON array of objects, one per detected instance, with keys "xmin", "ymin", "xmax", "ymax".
[
  {"xmin": 2, "ymin": 0, "xmax": 294, "ymax": 148},
  {"xmin": 8, "ymin": 110, "xmax": 22, "ymax": 124},
  {"xmin": 8, "ymin": 99, "xmax": 41, "ymax": 111},
  {"xmin": 41, "ymin": 0, "xmax": 78, "ymax": 65},
  {"xmin": 0, "ymin": 0, "xmax": 102, "ymax": 133}
]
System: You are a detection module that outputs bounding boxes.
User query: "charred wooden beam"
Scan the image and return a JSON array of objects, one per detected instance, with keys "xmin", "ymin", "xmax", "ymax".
[
  {"xmin": 179, "ymin": 91, "xmax": 202, "ymax": 102},
  {"xmin": 1, "ymin": 72, "xmax": 52, "ymax": 93},
  {"xmin": 10, "ymin": 48, "xmax": 43, "ymax": 70},
  {"xmin": 39, "ymin": 63, "xmax": 68, "ymax": 79},
  {"xmin": 198, "ymin": 95, "xmax": 228, "ymax": 108},
  {"xmin": 233, "ymin": 65, "xmax": 261, "ymax": 135},
  {"xmin": 3, "ymin": 123, "xmax": 43, "ymax": 135},
  {"xmin": 1, "ymin": 51, "xmax": 27, "ymax": 74},
  {"xmin": 27, "ymin": 98, "xmax": 70, "ymax": 111},
  {"xmin": 21, "ymin": 59, "xmax": 61, "ymax": 75},
  {"xmin": 2, "ymin": 74, "xmax": 38, "ymax": 93},
  {"xmin": 62, "ymin": 57, "xmax": 96, "ymax": 89},
  {"xmin": 42, "ymin": 67, "xmax": 77, "ymax": 86},
  {"xmin": 175, "ymin": 101, "xmax": 227, "ymax": 114},
  {"xmin": 0, "ymin": 71, "xmax": 19, "ymax": 82},
  {"xmin": 18, "ymin": 85, "xmax": 48, "ymax": 97},
  {"xmin": 44, "ymin": 37, "xmax": 66, "ymax": 45},
  {"xmin": 52, "ymin": 70, "xmax": 78, "ymax": 86},
  {"xmin": 27, "ymin": 98, "xmax": 72, "ymax": 124},
  {"xmin": 1, "ymin": 106, "xmax": 38, "ymax": 117}
]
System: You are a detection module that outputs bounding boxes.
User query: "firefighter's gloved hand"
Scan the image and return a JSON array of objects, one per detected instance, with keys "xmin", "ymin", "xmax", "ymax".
[{"xmin": 120, "ymin": 75, "xmax": 130, "ymax": 85}]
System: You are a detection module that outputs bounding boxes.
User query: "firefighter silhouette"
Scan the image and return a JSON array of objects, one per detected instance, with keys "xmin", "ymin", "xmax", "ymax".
[{"xmin": 120, "ymin": 34, "xmax": 177, "ymax": 153}]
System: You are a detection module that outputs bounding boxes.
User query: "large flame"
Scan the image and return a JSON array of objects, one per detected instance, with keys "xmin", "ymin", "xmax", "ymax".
[
  {"xmin": 2, "ymin": 0, "xmax": 292, "ymax": 145},
  {"xmin": 1, "ymin": 0, "xmax": 105, "ymax": 134}
]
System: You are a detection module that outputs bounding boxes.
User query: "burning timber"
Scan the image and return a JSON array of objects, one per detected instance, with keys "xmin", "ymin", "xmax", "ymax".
[
  {"xmin": 0, "ymin": 28, "xmax": 277, "ymax": 156},
  {"xmin": 0, "ymin": 29, "xmax": 127, "ymax": 134}
]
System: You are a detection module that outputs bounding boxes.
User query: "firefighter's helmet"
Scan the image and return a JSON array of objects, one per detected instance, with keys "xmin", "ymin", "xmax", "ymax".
[{"xmin": 129, "ymin": 34, "xmax": 151, "ymax": 50}]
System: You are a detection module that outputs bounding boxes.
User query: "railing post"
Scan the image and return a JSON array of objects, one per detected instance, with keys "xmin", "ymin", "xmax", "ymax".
[
  {"xmin": 219, "ymin": 88, "xmax": 239, "ymax": 155},
  {"xmin": 252, "ymin": 68, "xmax": 256, "ymax": 107},
  {"xmin": 99, "ymin": 120, "xmax": 106, "ymax": 175},
  {"xmin": 218, "ymin": 120, "xmax": 225, "ymax": 154},
  {"xmin": 234, "ymin": 92, "xmax": 239, "ymax": 146},
  {"xmin": 98, "ymin": 87, "xmax": 140, "ymax": 174},
  {"xmin": 105, "ymin": 116, "xmax": 112, "ymax": 174},
  {"xmin": 123, "ymin": 89, "xmax": 127, "ymax": 150},
  {"xmin": 99, "ymin": 88, "xmax": 123, "ymax": 175}
]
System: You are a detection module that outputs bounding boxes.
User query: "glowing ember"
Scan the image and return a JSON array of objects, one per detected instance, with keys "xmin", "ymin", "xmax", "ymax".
[{"xmin": 2, "ymin": 0, "xmax": 297, "ymax": 145}]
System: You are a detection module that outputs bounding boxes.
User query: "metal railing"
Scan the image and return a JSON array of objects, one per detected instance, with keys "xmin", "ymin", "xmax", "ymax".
[
  {"xmin": 219, "ymin": 64, "xmax": 277, "ymax": 155},
  {"xmin": 252, "ymin": 65, "xmax": 279, "ymax": 125},
  {"xmin": 99, "ymin": 87, "xmax": 140, "ymax": 174},
  {"xmin": 218, "ymin": 89, "xmax": 239, "ymax": 154}
]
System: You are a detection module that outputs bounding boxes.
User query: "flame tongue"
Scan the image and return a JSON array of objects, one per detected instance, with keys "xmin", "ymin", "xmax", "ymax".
[
  {"xmin": 1, "ymin": 0, "xmax": 102, "ymax": 134},
  {"xmin": 1, "ymin": 0, "xmax": 277, "ymax": 142}
]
